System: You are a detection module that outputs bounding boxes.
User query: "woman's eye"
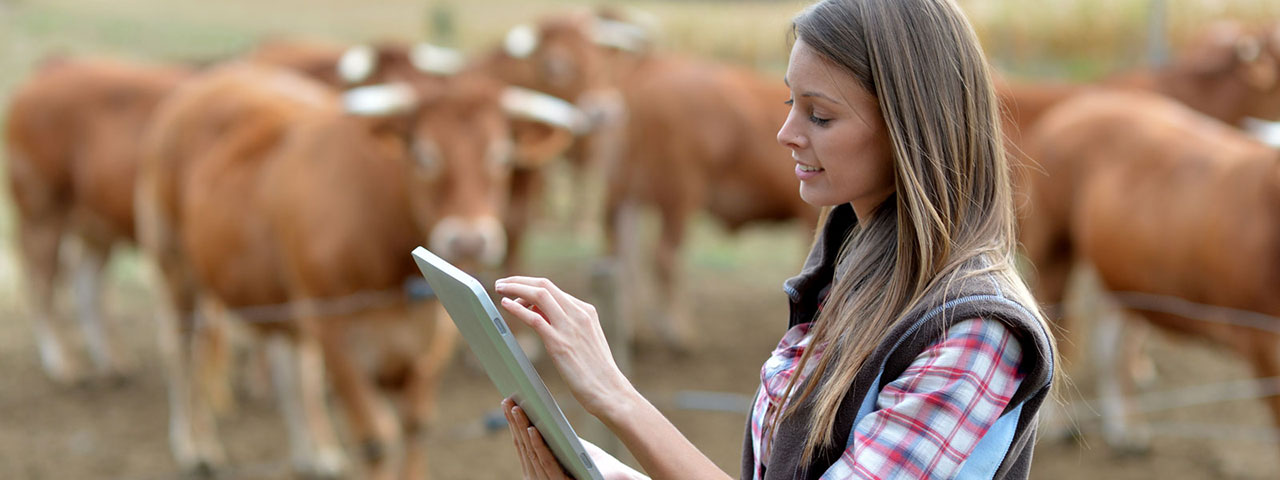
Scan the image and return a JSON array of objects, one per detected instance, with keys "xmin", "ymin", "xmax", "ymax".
[{"xmin": 809, "ymin": 114, "xmax": 830, "ymax": 126}]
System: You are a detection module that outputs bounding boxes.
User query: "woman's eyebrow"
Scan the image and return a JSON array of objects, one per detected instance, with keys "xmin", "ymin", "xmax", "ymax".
[{"xmin": 784, "ymin": 76, "xmax": 839, "ymax": 103}]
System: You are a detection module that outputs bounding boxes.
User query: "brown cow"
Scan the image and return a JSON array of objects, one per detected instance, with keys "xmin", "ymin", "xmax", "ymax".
[
  {"xmin": 1022, "ymin": 89, "xmax": 1280, "ymax": 453},
  {"xmin": 4, "ymin": 57, "xmax": 192, "ymax": 384},
  {"xmin": 603, "ymin": 55, "xmax": 819, "ymax": 349},
  {"xmin": 263, "ymin": 76, "xmax": 572, "ymax": 479},
  {"xmin": 0, "ymin": 40, "xmax": 437, "ymax": 389},
  {"xmin": 137, "ymin": 62, "xmax": 575, "ymax": 478},
  {"xmin": 1009, "ymin": 21, "xmax": 1280, "ymax": 357},
  {"xmin": 298, "ymin": 23, "xmax": 628, "ymax": 275},
  {"xmin": 137, "ymin": 63, "xmax": 347, "ymax": 477},
  {"xmin": 476, "ymin": 10, "xmax": 650, "ymax": 273}
]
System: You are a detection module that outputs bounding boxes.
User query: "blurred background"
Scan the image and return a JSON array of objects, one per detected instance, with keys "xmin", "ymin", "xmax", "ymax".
[{"xmin": 2, "ymin": 0, "xmax": 1280, "ymax": 479}]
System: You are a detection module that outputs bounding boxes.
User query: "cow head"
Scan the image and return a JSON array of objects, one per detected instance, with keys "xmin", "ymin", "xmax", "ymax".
[
  {"xmin": 495, "ymin": 11, "xmax": 652, "ymax": 131},
  {"xmin": 337, "ymin": 42, "xmax": 465, "ymax": 87},
  {"xmin": 1181, "ymin": 21, "xmax": 1280, "ymax": 120},
  {"xmin": 342, "ymin": 75, "xmax": 579, "ymax": 268}
]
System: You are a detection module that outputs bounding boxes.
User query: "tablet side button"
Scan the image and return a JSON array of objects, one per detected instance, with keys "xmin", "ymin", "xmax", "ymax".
[
  {"xmin": 493, "ymin": 316, "xmax": 508, "ymax": 335},
  {"xmin": 580, "ymin": 452, "xmax": 594, "ymax": 469}
]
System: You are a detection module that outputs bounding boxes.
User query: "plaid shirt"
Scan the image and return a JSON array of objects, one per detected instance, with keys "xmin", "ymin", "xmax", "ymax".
[{"xmin": 749, "ymin": 317, "xmax": 1024, "ymax": 480}]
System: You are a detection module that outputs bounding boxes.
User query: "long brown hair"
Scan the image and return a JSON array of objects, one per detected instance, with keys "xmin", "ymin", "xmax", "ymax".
[{"xmin": 770, "ymin": 0, "xmax": 1056, "ymax": 461}]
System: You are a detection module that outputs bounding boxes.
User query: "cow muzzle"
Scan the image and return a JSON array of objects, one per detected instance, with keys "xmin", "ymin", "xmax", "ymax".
[{"xmin": 428, "ymin": 216, "xmax": 508, "ymax": 268}]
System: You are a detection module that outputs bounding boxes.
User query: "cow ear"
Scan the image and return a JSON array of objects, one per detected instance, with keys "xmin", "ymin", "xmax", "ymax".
[
  {"xmin": 500, "ymin": 87, "xmax": 585, "ymax": 168},
  {"xmin": 509, "ymin": 119, "xmax": 574, "ymax": 169}
]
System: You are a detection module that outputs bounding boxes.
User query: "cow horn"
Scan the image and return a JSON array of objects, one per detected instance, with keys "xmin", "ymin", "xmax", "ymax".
[
  {"xmin": 591, "ymin": 19, "xmax": 650, "ymax": 53},
  {"xmin": 343, "ymin": 83, "xmax": 417, "ymax": 116},
  {"xmin": 338, "ymin": 45, "xmax": 377, "ymax": 85},
  {"xmin": 504, "ymin": 24, "xmax": 538, "ymax": 59},
  {"xmin": 411, "ymin": 43, "xmax": 466, "ymax": 75},
  {"xmin": 501, "ymin": 87, "xmax": 590, "ymax": 135},
  {"xmin": 1243, "ymin": 117, "xmax": 1280, "ymax": 148}
]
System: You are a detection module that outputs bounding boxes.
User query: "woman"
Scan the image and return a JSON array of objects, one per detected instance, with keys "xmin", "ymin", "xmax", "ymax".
[{"xmin": 495, "ymin": 0, "xmax": 1056, "ymax": 478}]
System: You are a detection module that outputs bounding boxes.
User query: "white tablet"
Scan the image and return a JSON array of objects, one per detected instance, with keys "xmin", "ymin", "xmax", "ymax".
[{"xmin": 411, "ymin": 247, "xmax": 603, "ymax": 480}]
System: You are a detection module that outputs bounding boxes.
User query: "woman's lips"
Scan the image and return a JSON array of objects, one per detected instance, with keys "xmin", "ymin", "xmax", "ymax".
[{"xmin": 795, "ymin": 163, "xmax": 824, "ymax": 180}]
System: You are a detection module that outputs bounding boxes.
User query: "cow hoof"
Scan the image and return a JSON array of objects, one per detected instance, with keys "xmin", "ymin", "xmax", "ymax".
[
  {"xmin": 296, "ymin": 448, "xmax": 348, "ymax": 480},
  {"xmin": 97, "ymin": 369, "xmax": 133, "ymax": 389},
  {"xmin": 182, "ymin": 460, "xmax": 218, "ymax": 479},
  {"xmin": 362, "ymin": 438, "xmax": 388, "ymax": 464},
  {"xmin": 44, "ymin": 361, "xmax": 90, "ymax": 388}
]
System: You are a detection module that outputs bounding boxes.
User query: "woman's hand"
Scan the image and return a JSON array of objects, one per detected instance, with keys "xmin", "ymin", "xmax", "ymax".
[
  {"xmin": 503, "ymin": 397, "xmax": 650, "ymax": 480},
  {"xmin": 504, "ymin": 397, "xmax": 572, "ymax": 480},
  {"xmin": 495, "ymin": 276, "xmax": 637, "ymax": 419}
]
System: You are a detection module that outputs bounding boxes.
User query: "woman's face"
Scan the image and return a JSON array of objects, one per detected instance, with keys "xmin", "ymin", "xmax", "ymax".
[{"xmin": 778, "ymin": 39, "xmax": 895, "ymax": 218}]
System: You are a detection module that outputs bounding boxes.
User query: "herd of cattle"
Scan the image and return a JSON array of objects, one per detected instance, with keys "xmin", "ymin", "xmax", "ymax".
[{"xmin": 4, "ymin": 6, "xmax": 1280, "ymax": 478}]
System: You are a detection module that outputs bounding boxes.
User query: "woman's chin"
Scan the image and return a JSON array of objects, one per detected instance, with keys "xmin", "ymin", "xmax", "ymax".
[{"xmin": 798, "ymin": 187, "xmax": 838, "ymax": 208}]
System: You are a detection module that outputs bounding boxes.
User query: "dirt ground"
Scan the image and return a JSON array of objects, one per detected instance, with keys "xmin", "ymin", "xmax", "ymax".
[{"xmin": 1, "ymin": 219, "xmax": 1278, "ymax": 480}]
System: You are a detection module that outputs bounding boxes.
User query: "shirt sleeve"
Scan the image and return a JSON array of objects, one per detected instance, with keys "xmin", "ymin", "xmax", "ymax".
[{"xmin": 820, "ymin": 317, "xmax": 1024, "ymax": 480}]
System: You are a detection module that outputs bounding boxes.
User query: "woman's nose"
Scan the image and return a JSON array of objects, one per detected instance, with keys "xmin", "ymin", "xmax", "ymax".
[{"xmin": 777, "ymin": 115, "xmax": 805, "ymax": 150}]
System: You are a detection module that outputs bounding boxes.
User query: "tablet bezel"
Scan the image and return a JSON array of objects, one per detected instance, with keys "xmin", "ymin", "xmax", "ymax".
[{"xmin": 411, "ymin": 247, "xmax": 603, "ymax": 480}]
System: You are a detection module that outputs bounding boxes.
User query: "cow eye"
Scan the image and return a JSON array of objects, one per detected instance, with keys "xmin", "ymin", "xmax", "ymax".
[{"xmin": 412, "ymin": 139, "xmax": 443, "ymax": 178}]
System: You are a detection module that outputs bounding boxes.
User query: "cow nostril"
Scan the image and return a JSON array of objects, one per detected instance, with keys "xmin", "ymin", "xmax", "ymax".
[{"xmin": 448, "ymin": 234, "xmax": 486, "ymax": 259}]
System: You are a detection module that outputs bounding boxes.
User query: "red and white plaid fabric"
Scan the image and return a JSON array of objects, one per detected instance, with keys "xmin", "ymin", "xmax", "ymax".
[{"xmin": 749, "ymin": 317, "xmax": 1024, "ymax": 480}]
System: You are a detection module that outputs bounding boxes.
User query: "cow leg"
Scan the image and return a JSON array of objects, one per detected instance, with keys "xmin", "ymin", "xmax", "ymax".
[
  {"xmin": 154, "ymin": 283, "xmax": 226, "ymax": 476},
  {"xmin": 17, "ymin": 215, "xmax": 85, "ymax": 385},
  {"xmin": 402, "ymin": 302, "xmax": 459, "ymax": 480},
  {"xmin": 1123, "ymin": 320, "xmax": 1157, "ymax": 389},
  {"xmin": 603, "ymin": 198, "xmax": 653, "ymax": 348},
  {"xmin": 652, "ymin": 207, "xmax": 693, "ymax": 352},
  {"xmin": 319, "ymin": 318, "xmax": 400, "ymax": 477},
  {"xmin": 266, "ymin": 331, "xmax": 347, "ymax": 479},
  {"xmin": 70, "ymin": 235, "xmax": 127, "ymax": 382},
  {"xmin": 1094, "ymin": 308, "xmax": 1149, "ymax": 455}
]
